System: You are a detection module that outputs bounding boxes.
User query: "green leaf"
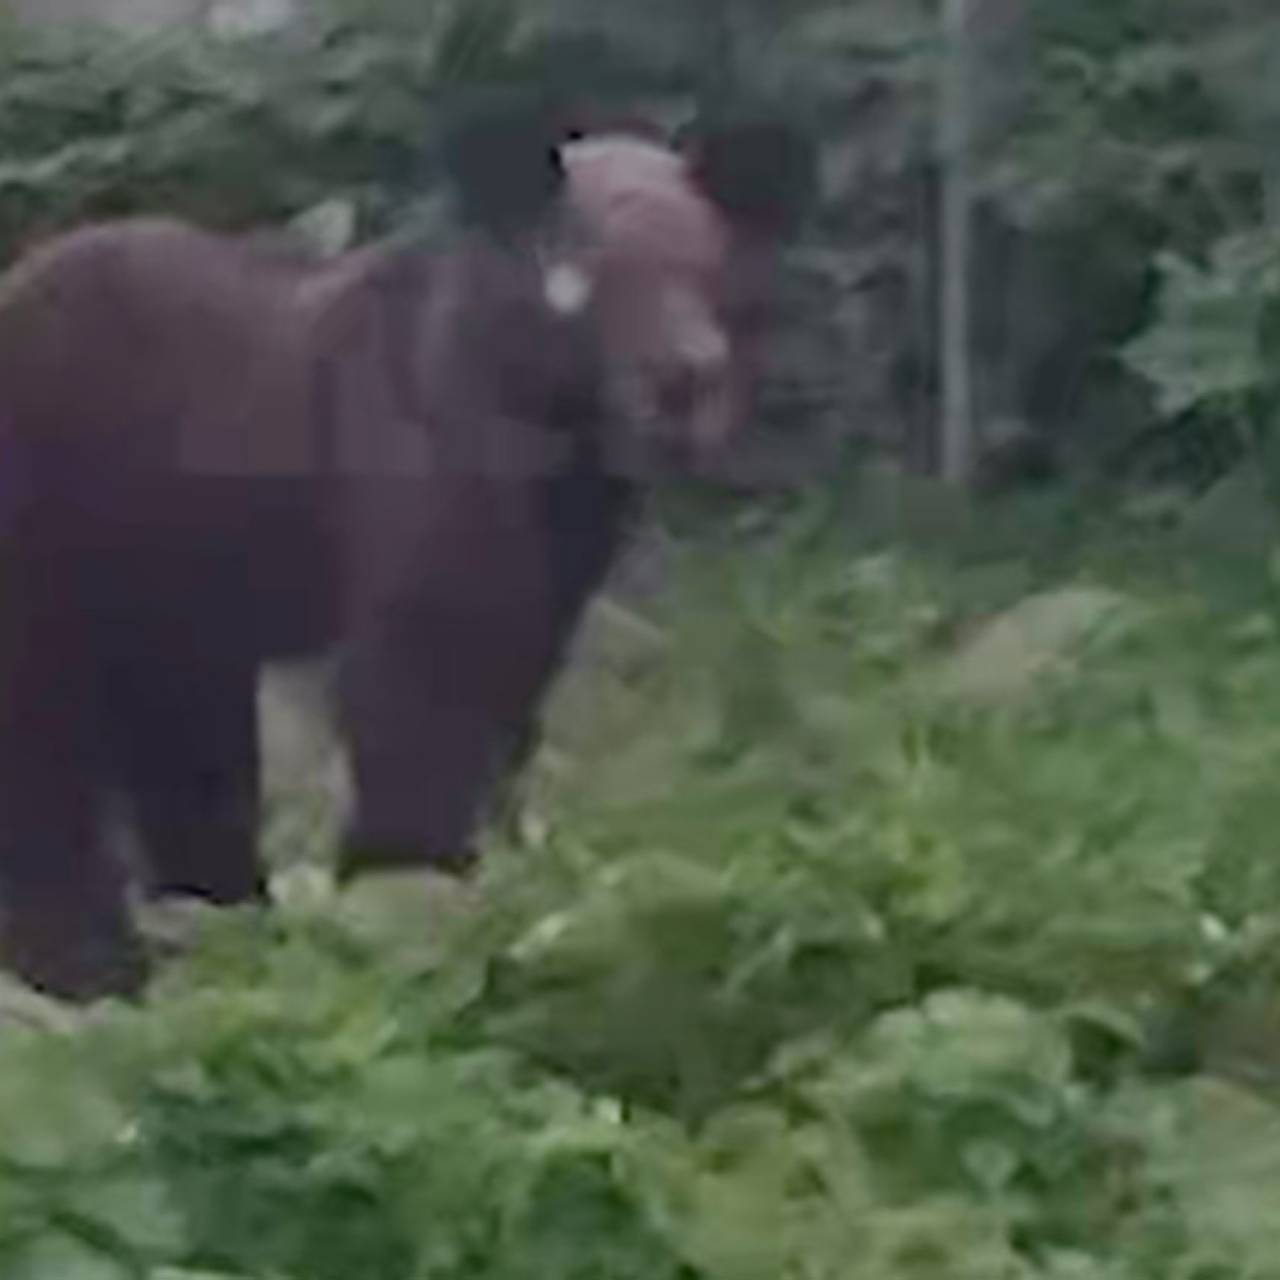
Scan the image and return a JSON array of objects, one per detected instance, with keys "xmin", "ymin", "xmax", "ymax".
[
  {"xmin": 1, "ymin": 1236, "xmax": 129, "ymax": 1280},
  {"xmin": 64, "ymin": 1174, "xmax": 186, "ymax": 1258},
  {"xmin": 1124, "ymin": 234, "xmax": 1280, "ymax": 418}
]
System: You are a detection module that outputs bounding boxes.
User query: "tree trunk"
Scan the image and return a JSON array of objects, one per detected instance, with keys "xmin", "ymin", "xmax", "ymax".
[{"xmin": 939, "ymin": 0, "xmax": 974, "ymax": 483}]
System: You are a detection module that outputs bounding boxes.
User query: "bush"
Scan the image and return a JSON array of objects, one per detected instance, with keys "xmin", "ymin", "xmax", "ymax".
[{"xmin": 4, "ymin": 501, "xmax": 1280, "ymax": 1275}]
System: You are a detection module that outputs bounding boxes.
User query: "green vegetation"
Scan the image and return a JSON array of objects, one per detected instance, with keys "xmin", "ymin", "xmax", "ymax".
[
  {"xmin": 7, "ymin": 0, "xmax": 1280, "ymax": 487},
  {"xmin": 5, "ymin": 485, "xmax": 1280, "ymax": 1277},
  {"xmin": 7, "ymin": 0, "xmax": 1280, "ymax": 1273}
]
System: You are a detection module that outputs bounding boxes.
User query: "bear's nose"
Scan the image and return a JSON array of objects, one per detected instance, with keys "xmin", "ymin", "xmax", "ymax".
[
  {"xmin": 680, "ymin": 322, "xmax": 729, "ymax": 374},
  {"xmin": 657, "ymin": 336, "xmax": 729, "ymax": 424}
]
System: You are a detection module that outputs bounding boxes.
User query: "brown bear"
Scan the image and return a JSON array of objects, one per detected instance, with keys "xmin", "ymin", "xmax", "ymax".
[{"xmin": 0, "ymin": 100, "xmax": 813, "ymax": 999}]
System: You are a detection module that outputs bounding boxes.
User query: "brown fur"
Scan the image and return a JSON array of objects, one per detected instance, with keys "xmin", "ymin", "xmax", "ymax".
[{"xmin": 0, "ymin": 119, "xmax": 809, "ymax": 999}]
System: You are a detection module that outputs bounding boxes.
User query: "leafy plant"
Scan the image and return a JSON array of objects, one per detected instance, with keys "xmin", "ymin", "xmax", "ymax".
[
  {"xmin": 7, "ymin": 500, "xmax": 1280, "ymax": 1273},
  {"xmin": 1123, "ymin": 230, "xmax": 1280, "ymax": 487}
]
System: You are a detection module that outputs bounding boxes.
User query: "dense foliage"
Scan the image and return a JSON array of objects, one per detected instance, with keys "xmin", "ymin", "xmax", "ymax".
[
  {"xmin": 8, "ymin": 0, "xmax": 1280, "ymax": 487},
  {"xmin": 988, "ymin": 0, "xmax": 1280, "ymax": 490},
  {"xmin": 4, "ymin": 485, "xmax": 1280, "ymax": 1277},
  {"xmin": 7, "ymin": 0, "xmax": 1280, "ymax": 1274}
]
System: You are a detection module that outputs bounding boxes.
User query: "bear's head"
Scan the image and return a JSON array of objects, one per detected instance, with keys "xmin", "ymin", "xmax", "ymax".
[{"xmin": 437, "ymin": 94, "xmax": 816, "ymax": 478}]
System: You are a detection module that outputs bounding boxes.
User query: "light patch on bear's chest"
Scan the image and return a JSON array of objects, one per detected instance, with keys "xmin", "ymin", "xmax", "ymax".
[{"xmin": 542, "ymin": 260, "xmax": 595, "ymax": 316}]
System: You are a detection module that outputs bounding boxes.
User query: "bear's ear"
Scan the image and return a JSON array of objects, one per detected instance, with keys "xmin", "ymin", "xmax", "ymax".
[
  {"xmin": 437, "ymin": 88, "xmax": 567, "ymax": 234},
  {"xmin": 683, "ymin": 114, "xmax": 817, "ymax": 240}
]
